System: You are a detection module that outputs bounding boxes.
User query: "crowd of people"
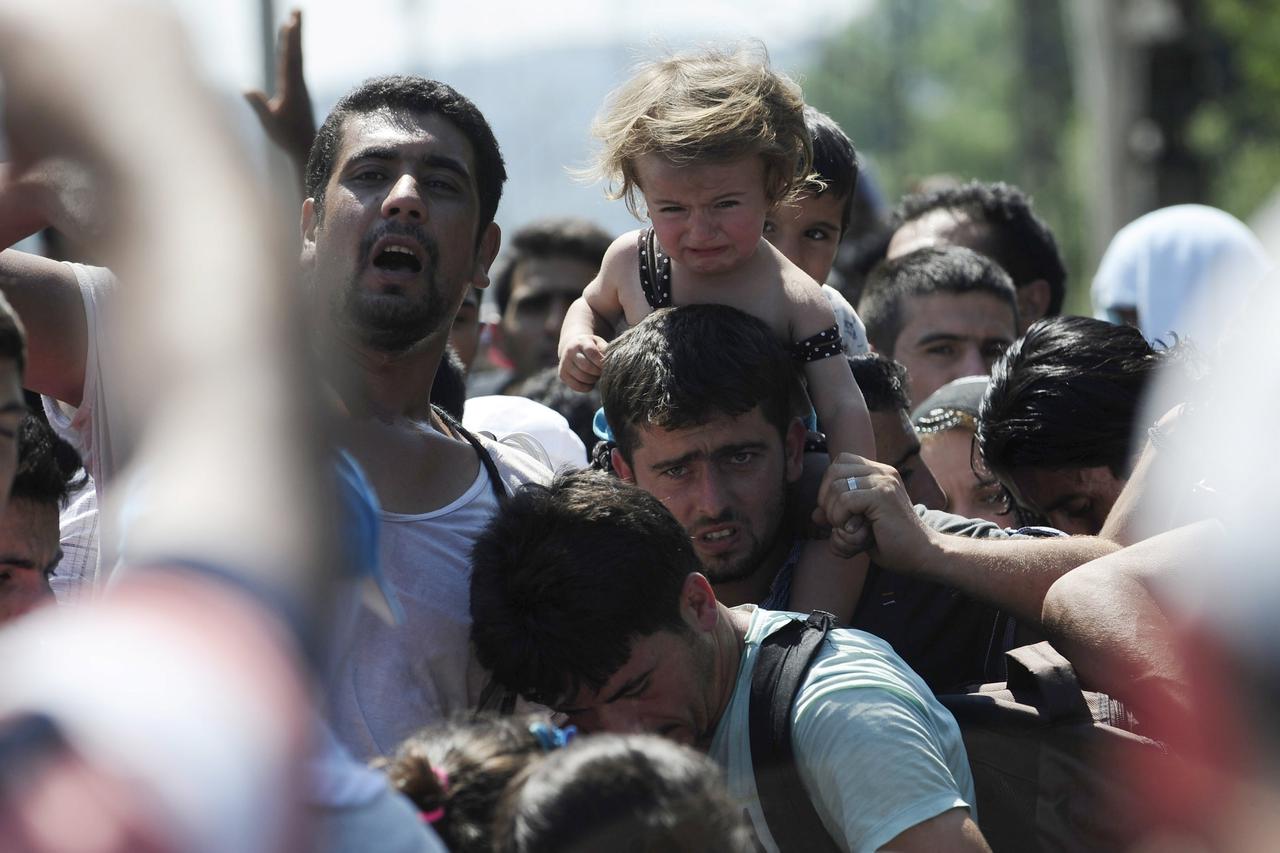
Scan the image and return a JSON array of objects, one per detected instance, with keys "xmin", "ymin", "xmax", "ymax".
[{"xmin": 0, "ymin": 3, "xmax": 1277, "ymax": 852}]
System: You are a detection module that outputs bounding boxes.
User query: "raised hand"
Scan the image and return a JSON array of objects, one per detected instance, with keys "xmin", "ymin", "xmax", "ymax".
[{"xmin": 243, "ymin": 9, "xmax": 316, "ymax": 185}]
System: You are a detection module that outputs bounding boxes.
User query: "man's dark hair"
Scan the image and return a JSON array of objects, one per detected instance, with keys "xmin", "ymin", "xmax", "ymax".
[
  {"xmin": 892, "ymin": 180, "xmax": 1067, "ymax": 315},
  {"xmin": 470, "ymin": 470, "xmax": 698, "ymax": 707},
  {"xmin": 305, "ymin": 75, "xmax": 507, "ymax": 234},
  {"xmin": 858, "ymin": 245, "xmax": 1017, "ymax": 355},
  {"xmin": 430, "ymin": 345, "xmax": 468, "ymax": 421},
  {"xmin": 805, "ymin": 107, "xmax": 858, "ymax": 232},
  {"xmin": 490, "ymin": 219, "xmax": 611, "ymax": 318},
  {"xmin": 978, "ymin": 316, "xmax": 1163, "ymax": 481},
  {"xmin": 598, "ymin": 306, "xmax": 800, "ymax": 463},
  {"xmin": 0, "ymin": 293, "xmax": 27, "ymax": 377},
  {"xmin": 12, "ymin": 414, "xmax": 82, "ymax": 508},
  {"xmin": 496, "ymin": 734, "xmax": 754, "ymax": 853},
  {"xmin": 848, "ymin": 353, "xmax": 912, "ymax": 413}
]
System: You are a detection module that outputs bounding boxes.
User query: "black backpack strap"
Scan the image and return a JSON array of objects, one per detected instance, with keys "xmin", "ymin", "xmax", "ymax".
[
  {"xmin": 432, "ymin": 404, "xmax": 507, "ymax": 504},
  {"xmin": 749, "ymin": 610, "xmax": 842, "ymax": 852},
  {"xmin": 1005, "ymin": 641, "xmax": 1092, "ymax": 722}
]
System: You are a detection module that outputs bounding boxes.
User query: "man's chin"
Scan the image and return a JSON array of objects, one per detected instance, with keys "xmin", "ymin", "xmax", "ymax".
[{"xmin": 696, "ymin": 552, "xmax": 762, "ymax": 585}]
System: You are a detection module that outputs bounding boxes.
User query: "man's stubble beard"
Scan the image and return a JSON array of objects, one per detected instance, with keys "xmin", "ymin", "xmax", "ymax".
[
  {"xmin": 333, "ymin": 223, "xmax": 450, "ymax": 354},
  {"xmin": 695, "ymin": 472, "xmax": 789, "ymax": 586}
]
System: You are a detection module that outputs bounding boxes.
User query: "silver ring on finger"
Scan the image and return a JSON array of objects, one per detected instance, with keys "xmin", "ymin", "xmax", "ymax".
[{"xmin": 844, "ymin": 476, "xmax": 860, "ymax": 492}]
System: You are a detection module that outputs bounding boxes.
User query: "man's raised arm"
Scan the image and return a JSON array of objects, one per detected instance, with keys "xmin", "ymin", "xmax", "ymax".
[
  {"xmin": 816, "ymin": 454, "xmax": 1118, "ymax": 627},
  {"xmin": 0, "ymin": 160, "xmax": 94, "ymax": 405}
]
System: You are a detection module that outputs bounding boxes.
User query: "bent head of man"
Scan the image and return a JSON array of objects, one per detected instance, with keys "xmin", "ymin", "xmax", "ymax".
[
  {"xmin": 598, "ymin": 306, "xmax": 805, "ymax": 586},
  {"xmin": 300, "ymin": 75, "xmax": 506, "ymax": 354},
  {"xmin": 470, "ymin": 470, "xmax": 727, "ymax": 747},
  {"xmin": 978, "ymin": 316, "xmax": 1163, "ymax": 534}
]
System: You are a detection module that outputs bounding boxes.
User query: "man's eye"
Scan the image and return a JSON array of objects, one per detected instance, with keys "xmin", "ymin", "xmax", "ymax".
[
  {"xmin": 926, "ymin": 345, "xmax": 956, "ymax": 357},
  {"xmin": 424, "ymin": 177, "xmax": 459, "ymax": 193},
  {"xmin": 803, "ymin": 228, "xmax": 830, "ymax": 241},
  {"xmin": 661, "ymin": 466, "xmax": 688, "ymax": 479},
  {"xmin": 728, "ymin": 452, "xmax": 755, "ymax": 465},
  {"xmin": 352, "ymin": 168, "xmax": 386, "ymax": 182}
]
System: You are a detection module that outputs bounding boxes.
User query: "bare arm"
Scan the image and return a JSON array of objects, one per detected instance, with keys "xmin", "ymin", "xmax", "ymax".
[
  {"xmin": 816, "ymin": 454, "xmax": 1118, "ymax": 626},
  {"xmin": 789, "ymin": 538, "xmax": 868, "ymax": 625},
  {"xmin": 880, "ymin": 807, "xmax": 990, "ymax": 852},
  {"xmin": 0, "ymin": 250, "xmax": 87, "ymax": 404},
  {"xmin": 557, "ymin": 235, "xmax": 629, "ymax": 391},
  {"xmin": 1040, "ymin": 520, "xmax": 1219, "ymax": 719}
]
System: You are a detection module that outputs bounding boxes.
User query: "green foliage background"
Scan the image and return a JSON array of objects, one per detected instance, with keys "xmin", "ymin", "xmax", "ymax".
[{"xmin": 802, "ymin": 0, "xmax": 1278, "ymax": 316}]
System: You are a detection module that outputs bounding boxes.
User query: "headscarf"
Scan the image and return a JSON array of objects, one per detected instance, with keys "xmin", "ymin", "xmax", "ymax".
[{"xmin": 1091, "ymin": 204, "xmax": 1273, "ymax": 346}]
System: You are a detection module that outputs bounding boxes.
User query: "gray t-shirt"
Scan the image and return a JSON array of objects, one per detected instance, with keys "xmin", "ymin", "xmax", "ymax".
[{"xmin": 710, "ymin": 606, "xmax": 976, "ymax": 852}]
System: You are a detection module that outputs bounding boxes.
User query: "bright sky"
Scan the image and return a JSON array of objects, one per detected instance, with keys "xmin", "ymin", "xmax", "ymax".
[{"xmin": 168, "ymin": 0, "xmax": 874, "ymax": 93}]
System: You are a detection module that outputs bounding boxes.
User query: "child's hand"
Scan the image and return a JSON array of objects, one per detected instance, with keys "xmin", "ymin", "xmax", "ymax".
[{"xmin": 559, "ymin": 334, "xmax": 609, "ymax": 391}]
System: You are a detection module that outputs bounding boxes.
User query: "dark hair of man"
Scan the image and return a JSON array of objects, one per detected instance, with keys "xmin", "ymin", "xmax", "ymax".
[
  {"xmin": 495, "ymin": 734, "xmax": 755, "ymax": 853},
  {"xmin": 858, "ymin": 245, "xmax": 1017, "ymax": 356},
  {"xmin": 805, "ymin": 106, "xmax": 858, "ymax": 232},
  {"xmin": 12, "ymin": 413, "xmax": 83, "ymax": 508},
  {"xmin": 848, "ymin": 353, "xmax": 911, "ymax": 414},
  {"xmin": 892, "ymin": 180, "xmax": 1067, "ymax": 315},
  {"xmin": 305, "ymin": 75, "xmax": 507, "ymax": 237},
  {"xmin": 598, "ymin": 305, "xmax": 800, "ymax": 463},
  {"xmin": 0, "ymin": 292, "xmax": 27, "ymax": 377},
  {"xmin": 490, "ymin": 219, "xmax": 612, "ymax": 317},
  {"xmin": 978, "ymin": 316, "xmax": 1162, "ymax": 481},
  {"xmin": 430, "ymin": 345, "xmax": 468, "ymax": 421},
  {"xmin": 470, "ymin": 470, "xmax": 699, "ymax": 707}
]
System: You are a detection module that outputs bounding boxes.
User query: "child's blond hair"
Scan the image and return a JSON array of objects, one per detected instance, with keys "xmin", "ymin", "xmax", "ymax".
[{"xmin": 591, "ymin": 44, "xmax": 815, "ymax": 218}]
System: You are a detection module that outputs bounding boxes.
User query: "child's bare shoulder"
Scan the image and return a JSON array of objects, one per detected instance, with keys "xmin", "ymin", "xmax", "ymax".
[{"xmin": 595, "ymin": 230, "xmax": 645, "ymax": 287}]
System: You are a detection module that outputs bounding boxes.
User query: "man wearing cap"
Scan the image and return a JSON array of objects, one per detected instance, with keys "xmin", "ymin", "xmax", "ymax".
[{"xmin": 599, "ymin": 305, "xmax": 1117, "ymax": 691}]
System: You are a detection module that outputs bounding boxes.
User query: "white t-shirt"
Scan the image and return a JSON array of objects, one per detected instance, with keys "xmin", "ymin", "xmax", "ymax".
[
  {"xmin": 709, "ymin": 606, "xmax": 976, "ymax": 853},
  {"xmin": 42, "ymin": 263, "xmax": 553, "ymax": 759}
]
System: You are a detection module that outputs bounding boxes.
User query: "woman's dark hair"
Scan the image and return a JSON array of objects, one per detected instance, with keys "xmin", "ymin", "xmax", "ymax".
[
  {"xmin": 373, "ymin": 715, "xmax": 551, "ymax": 853},
  {"xmin": 979, "ymin": 315, "xmax": 1167, "ymax": 484},
  {"xmin": 495, "ymin": 734, "xmax": 755, "ymax": 853}
]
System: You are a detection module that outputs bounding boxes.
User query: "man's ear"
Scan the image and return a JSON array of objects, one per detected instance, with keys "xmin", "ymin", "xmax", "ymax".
[
  {"xmin": 1017, "ymin": 279, "xmax": 1051, "ymax": 330},
  {"xmin": 299, "ymin": 199, "xmax": 318, "ymax": 273},
  {"xmin": 784, "ymin": 417, "xmax": 806, "ymax": 483},
  {"xmin": 611, "ymin": 448, "xmax": 635, "ymax": 483},
  {"xmin": 680, "ymin": 573, "xmax": 719, "ymax": 633},
  {"xmin": 471, "ymin": 221, "xmax": 501, "ymax": 290}
]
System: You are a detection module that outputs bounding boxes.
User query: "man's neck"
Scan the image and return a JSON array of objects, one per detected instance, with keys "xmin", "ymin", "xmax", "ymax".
[
  {"xmin": 702, "ymin": 602, "xmax": 752, "ymax": 746},
  {"xmin": 323, "ymin": 330, "xmax": 444, "ymax": 421}
]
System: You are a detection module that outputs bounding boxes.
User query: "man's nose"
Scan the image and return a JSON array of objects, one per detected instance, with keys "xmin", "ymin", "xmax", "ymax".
[
  {"xmin": 381, "ymin": 173, "xmax": 426, "ymax": 220},
  {"xmin": 956, "ymin": 346, "xmax": 987, "ymax": 380},
  {"xmin": 692, "ymin": 470, "xmax": 732, "ymax": 517}
]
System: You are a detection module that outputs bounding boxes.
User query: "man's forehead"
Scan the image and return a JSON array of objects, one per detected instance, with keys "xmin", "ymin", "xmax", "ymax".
[
  {"xmin": 335, "ymin": 109, "xmax": 475, "ymax": 170},
  {"xmin": 901, "ymin": 292, "xmax": 1016, "ymax": 341},
  {"xmin": 631, "ymin": 409, "xmax": 777, "ymax": 457},
  {"xmin": 891, "ymin": 208, "xmax": 987, "ymax": 258}
]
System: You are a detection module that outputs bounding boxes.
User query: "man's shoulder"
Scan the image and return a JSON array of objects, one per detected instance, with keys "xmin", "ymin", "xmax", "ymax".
[
  {"xmin": 917, "ymin": 506, "xmax": 1016, "ymax": 539},
  {"xmin": 748, "ymin": 607, "xmax": 926, "ymax": 701}
]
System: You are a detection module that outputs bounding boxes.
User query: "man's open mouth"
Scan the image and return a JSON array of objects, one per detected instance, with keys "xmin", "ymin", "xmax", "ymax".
[{"xmin": 372, "ymin": 244, "xmax": 423, "ymax": 274}]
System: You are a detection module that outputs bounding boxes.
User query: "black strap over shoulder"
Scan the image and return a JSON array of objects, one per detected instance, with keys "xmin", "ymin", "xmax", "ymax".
[
  {"xmin": 432, "ymin": 404, "xmax": 507, "ymax": 505},
  {"xmin": 749, "ymin": 610, "xmax": 842, "ymax": 852}
]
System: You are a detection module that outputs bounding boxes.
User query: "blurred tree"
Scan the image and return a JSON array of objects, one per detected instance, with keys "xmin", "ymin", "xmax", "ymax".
[
  {"xmin": 804, "ymin": 0, "xmax": 1088, "ymax": 312},
  {"xmin": 1191, "ymin": 0, "xmax": 1280, "ymax": 221}
]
